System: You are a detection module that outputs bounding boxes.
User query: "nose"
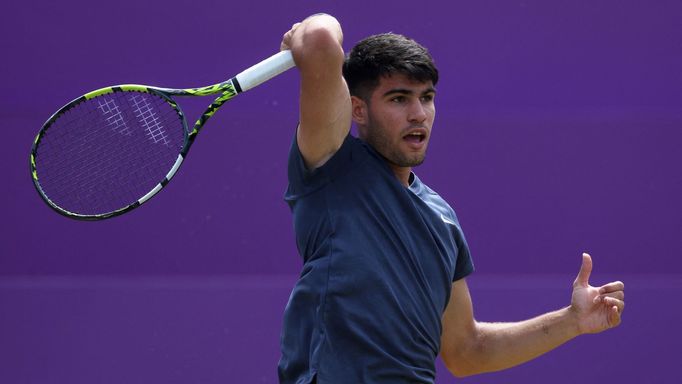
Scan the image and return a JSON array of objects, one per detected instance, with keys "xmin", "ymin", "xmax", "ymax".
[{"xmin": 408, "ymin": 100, "xmax": 427, "ymax": 124}]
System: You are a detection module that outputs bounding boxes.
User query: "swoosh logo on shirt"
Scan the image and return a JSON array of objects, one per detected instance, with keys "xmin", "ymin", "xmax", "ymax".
[{"xmin": 441, "ymin": 214, "xmax": 457, "ymax": 226}]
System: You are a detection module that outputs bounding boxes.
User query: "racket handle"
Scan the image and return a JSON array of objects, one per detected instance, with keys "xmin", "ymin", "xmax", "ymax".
[{"xmin": 235, "ymin": 50, "xmax": 295, "ymax": 92}]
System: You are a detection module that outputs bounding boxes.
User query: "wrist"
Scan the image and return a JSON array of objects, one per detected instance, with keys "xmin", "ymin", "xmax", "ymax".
[{"xmin": 564, "ymin": 305, "xmax": 584, "ymax": 337}]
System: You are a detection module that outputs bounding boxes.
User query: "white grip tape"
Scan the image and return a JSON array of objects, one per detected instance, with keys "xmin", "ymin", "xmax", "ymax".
[{"xmin": 235, "ymin": 50, "xmax": 295, "ymax": 92}]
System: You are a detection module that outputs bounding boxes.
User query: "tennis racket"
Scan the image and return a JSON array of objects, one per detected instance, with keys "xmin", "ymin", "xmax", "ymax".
[{"xmin": 30, "ymin": 50, "xmax": 294, "ymax": 220}]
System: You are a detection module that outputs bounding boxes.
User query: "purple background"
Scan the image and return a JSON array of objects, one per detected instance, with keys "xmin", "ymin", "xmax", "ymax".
[{"xmin": 1, "ymin": 1, "xmax": 680, "ymax": 383}]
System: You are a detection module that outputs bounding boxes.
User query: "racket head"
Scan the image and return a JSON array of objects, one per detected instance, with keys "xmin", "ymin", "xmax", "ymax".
[{"xmin": 30, "ymin": 85, "xmax": 189, "ymax": 220}]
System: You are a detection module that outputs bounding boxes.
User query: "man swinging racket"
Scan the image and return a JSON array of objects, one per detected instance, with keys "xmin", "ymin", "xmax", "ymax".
[{"xmin": 278, "ymin": 14, "xmax": 625, "ymax": 383}]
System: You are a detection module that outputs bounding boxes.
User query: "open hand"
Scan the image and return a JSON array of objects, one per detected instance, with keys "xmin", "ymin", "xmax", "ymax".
[{"xmin": 570, "ymin": 253, "xmax": 625, "ymax": 334}]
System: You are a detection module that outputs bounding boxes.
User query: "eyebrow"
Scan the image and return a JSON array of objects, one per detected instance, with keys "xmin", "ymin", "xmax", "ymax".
[{"xmin": 382, "ymin": 87, "xmax": 437, "ymax": 97}]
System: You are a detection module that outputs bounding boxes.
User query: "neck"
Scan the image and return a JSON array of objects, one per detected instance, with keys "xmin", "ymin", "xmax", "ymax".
[{"xmin": 388, "ymin": 163, "xmax": 413, "ymax": 187}]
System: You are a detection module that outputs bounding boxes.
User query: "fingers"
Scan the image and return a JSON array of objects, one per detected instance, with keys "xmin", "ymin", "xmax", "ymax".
[
  {"xmin": 594, "ymin": 296, "xmax": 625, "ymax": 330},
  {"xmin": 595, "ymin": 295, "xmax": 625, "ymax": 311},
  {"xmin": 281, "ymin": 22, "xmax": 302, "ymax": 51},
  {"xmin": 593, "ymin": 290, "xmax": 624, "ymax": 302},
  {"xmin": 574, "ymin": 253, "xmax": 593, "ymax": 288},
  {"xmin": 593, "ymin": 281, "xmax": 625, "ymax": 302},
  {"xmin": 608, "ymin": 304, "xmax": 622, "ymax": 327},
  {"xmin": 599, "ymin": 281, "xmax": 625, "ymax": 294},
  {"xmin": 594, "ymin": 278, "xmax": 625, "ymax": 329}
]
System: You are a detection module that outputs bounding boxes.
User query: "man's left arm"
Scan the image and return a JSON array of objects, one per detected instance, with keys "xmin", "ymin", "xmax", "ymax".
[{"xmin": 440, "ymin": 253, "xmax": 625, "ymax": 378}]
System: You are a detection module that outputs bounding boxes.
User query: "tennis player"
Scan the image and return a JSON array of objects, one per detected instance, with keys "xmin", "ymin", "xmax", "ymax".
[{"xmin": 278, "ymin": 14, "xmax": 625, "ymax": 383}]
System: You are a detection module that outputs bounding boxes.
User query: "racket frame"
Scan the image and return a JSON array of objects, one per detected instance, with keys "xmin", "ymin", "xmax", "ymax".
[{"xmin": 30, "ymin": 51, "xmax": 294, "ymax": 220}]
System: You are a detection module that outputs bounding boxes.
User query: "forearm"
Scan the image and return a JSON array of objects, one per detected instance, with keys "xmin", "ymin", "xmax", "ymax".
[
  {"xmin": 443, "ymin": 256, "xmax": 624, "ymax": 378},
  {"xmin": 281, "ymin": 13, "xmax": 350, "ymax": 169},
  {"xmin": 461, "ymin": 306, "xmax": 580, "ymax": 376}
]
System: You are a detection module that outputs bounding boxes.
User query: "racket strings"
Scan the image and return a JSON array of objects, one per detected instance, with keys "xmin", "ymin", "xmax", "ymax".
[{"xmin": 35, "ymin": 90, "xmax": 185, "ymax": 216}]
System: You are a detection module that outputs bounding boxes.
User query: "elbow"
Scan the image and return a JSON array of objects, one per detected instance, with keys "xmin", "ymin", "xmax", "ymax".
[
  {"xmin": 301, "ymin": 14, "xmax": 343, "ymax": 48},
  {"xmin": 450, "ymin": 367, "xmax": 475, "ymax": 379},
  {"xmin": 442, "ymin": 352, "xmax": 478, "ymax": 378},
  {"xmin": 294, "ymin": 16, "xmax": 344, "ymax": 69},
  {"xmin": 441, "ymin": 335, "xmax": 487, "ymax": 378}
]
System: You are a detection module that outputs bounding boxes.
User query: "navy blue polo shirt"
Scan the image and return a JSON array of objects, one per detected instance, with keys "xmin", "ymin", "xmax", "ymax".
[{"xmin": 279, "ymin": 133, "xmax": 474, "ymax": 383}]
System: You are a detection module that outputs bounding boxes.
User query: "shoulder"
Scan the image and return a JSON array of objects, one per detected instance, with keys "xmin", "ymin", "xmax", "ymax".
[{"xmin": 286, "ymin": 133, "xmax": 377, "ymax": 199}]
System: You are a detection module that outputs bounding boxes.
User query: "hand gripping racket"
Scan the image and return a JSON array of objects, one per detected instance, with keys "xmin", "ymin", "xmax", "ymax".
[{"xmin": 30, "ymin": 50, "xmax": 294, "ymax": 220}]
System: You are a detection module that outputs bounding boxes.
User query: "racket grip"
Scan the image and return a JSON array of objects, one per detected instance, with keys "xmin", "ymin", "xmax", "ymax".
[{"xmin": 235, "ymin": 50, "xmax": 295, "ymax": 92}]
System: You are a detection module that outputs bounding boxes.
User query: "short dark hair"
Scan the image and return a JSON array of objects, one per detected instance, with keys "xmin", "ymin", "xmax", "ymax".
[{"xmin": 342, "ymin": 33, "xmax": 439, "ymax": 100}]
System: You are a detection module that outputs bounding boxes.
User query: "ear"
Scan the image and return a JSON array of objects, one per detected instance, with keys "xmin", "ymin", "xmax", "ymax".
[{"xmin": 351, "ymin": 95, "xmax": 368, "ymax": 126}]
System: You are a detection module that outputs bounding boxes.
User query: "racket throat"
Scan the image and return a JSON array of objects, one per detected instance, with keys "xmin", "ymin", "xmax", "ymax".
[{"xmin": 231, "ymin": 77, "xmax": 243, "ymax": 94}]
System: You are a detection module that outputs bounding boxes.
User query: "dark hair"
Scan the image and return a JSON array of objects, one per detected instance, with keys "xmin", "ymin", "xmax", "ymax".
[{"xmin": 342, "ymin": 33, "xmax": 439, "ymax": 100}]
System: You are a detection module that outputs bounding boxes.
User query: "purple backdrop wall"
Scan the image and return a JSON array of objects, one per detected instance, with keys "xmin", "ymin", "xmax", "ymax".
[{"xmin": 1, "ymin": 0, "xmax": 680, "ymax": 383}]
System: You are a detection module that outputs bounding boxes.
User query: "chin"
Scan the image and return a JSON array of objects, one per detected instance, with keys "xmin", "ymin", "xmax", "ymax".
[
  {"xmin": 397, "ymin": 154, "xmax": 426, "ymax": 167},
  {"xmin": 410, "ymin": 157, "xmax": 426, "ymax": 167}
]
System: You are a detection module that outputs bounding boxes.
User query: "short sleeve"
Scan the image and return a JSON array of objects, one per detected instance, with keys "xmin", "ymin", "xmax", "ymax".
[
  {"xmin": 452, "ymin": 223, "xmax": 474, "ymax": 281},
  {"xmin": 285, "ymin": 131, "xmax": 358, "ymax": 203}
]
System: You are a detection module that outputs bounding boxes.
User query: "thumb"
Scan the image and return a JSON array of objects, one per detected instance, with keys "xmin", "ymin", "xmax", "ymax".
[{"xmin": 574, "ymin": 253, "xmax": 593, "ymax": 288}]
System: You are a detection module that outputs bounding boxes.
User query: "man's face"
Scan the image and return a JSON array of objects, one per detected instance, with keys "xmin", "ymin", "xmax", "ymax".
[{"xmin": 356, "ymin": 73, "xmax": 436, "ymax": 168}]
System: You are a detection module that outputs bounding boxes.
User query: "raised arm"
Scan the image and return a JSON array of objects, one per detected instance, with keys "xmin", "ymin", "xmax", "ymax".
[
  {"xmin": 281, "ymin": 14, "xmax": 351, "ymax": 169},
  {"xmin": 440, "ymin": 253, "xmax": 625, "ymax": 377}
]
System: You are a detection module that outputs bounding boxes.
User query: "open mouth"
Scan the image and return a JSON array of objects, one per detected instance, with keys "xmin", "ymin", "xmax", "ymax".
[{"xmin": 403, "ymin": 131, "xmax": 426, "ymax": 144}]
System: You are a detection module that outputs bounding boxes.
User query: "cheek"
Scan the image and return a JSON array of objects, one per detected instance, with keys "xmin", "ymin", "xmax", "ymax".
[{"xmin": 368, "ymin": 107, "xmax": 407, "ymax": 138}]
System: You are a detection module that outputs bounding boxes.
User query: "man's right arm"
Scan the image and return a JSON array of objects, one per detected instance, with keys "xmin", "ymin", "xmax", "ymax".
[{"xmin": 281, "ymin": 14, "xmax": 351, "ymax": 170}]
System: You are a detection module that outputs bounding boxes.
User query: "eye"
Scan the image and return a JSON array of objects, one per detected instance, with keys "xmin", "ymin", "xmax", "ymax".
[
  {"xmin": 420, "ymin": 93, "xmax": 435, "ymax": 103},
  {"xmin": 391, "ymin": 95, "xmax": 407, "ymax": 103}
]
